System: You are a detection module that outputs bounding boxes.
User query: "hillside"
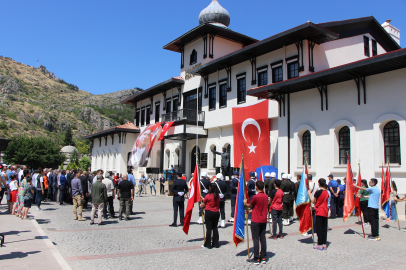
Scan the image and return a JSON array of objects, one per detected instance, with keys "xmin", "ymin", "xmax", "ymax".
[{"xmin": 0, "ymin": 56, "xmax": 140, "ymax": 142}]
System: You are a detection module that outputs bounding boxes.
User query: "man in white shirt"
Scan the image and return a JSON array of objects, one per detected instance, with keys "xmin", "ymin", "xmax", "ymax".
[{"xmin": 102, "ymin": 173, "xmax": 116, "ymax": 219}]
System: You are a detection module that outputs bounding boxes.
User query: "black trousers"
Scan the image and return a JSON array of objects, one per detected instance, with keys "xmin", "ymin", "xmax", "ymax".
[
  {"xmin": 0, "ymin": 188, "xmax": 5, "ymax": 204},
  {"xmin": 59, "ymin": 186, "xmax": 66, "ymax": 204},
  {"xmin": 337, "ymin": 197, "xmax": 344, "ymax": 217},
  {"xmin": 282, "ymin": 201, "xmax": 291, "ymax": 219},
  {"xmin": 53, "ymin": 187, "xmax": 58, "ymax": 202},
  {"xmin": 103, "ymin": 196, "xmax": 115, "ymax": 217},
  {"xmin": 204, "ymin": 210, "xmax": 220, "ymax": 248},
  {"xmin": 271, "ymin": 209, "xmax": 283, "ymax": 236},
  {"xmin": 316, "ymin": 215, "xmax": 328, "ymax": 245},
  {"xmin": 219, "ymin": 200, "xmax": 225, "ymax": 220},
  {"xmin": 248, "ymin": 195, "xmax": 254, "ymax": 219},
  {"xmin": 368, "ymin": 207, "xmax": 379, "ymax": 237},
  {"xmin": 230, "ymin": 196, "xmax": 236, "ymax": 218},
  {"xmin": 330, "ymin": 196, "xmax": 337, "ymax": 218},
  {"xmin": 173, "ymin": 200, "xmax": 184, "ymax": 224},
  {"xmin": 360, "ymin": 200, "xmax": 369, "ymax": 223},
  {"xmin": 251, "ymin": 222, "xmax": 267, "ymax": 259},
  {"xmin": 288, "ymin": 200, "xmax": 294, "ymax": 217},
  {"xmin": 160, "ymin": 184, "xmax": 165, "ymax": 194}
]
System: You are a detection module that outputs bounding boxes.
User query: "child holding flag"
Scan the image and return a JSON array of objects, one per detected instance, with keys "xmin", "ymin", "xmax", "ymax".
[
  {"xmin": 308, "ymin": 178, "xmax": 329, "ymax": 250},
  {"xmin": 244, "ymin": 181, "xmax": 269, "ymax": 264}
]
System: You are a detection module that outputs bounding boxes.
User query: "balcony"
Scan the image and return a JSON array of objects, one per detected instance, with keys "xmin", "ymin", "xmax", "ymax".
[{"xmin": 162, "ymin": 108, "xmax": 205, "ymax": 125}]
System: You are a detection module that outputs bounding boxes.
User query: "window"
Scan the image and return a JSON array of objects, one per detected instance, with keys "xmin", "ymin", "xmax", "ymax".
[
  {"xmin": 219, "ymin": 84, "xmax": 227, "ymax": 107},
  {"xmin": 172, "ymin": 98, "xmax": 178, "ymax": 112},
  {"xmin": 288, "ymin": 62, "xmax": 299, "ymax": 79},
  {"xmin": 237, "ymin": 77, "xmax": 246, "ymax": 104},
  {"xmin": 258, "ymin": 70, "xmax": 268, "ymax": 86},
  {"xmin": 146, "ymin": 107, "xmax": 151, "ymax": 125},
  {"xmin": 384, "ymin": 121, "xmax": 401, "ymax": 164},
  {"xmin": 372, "ymin": 39, "xmax": 377, "ymax": 56},
  {"xmin": 209, "ymin": 86, "xmax": 216, "ymax": 110},
  {"xmin": 303, "ymin": 131, "xmax": 311, "ymax": 165},
  {"xmin": 166, "ymin": 100, "xmax": 171, "ymax": 113},
  {"xmin": 141, "ymin": 108, "xmax": 145, "ymax": 126},
  {"xmin": 364, "ymin": 36, "xmax": 370, "ymax": 57},
  {"xmin": 212, "ymin": 146, "xmax": 216, "ymax": 168},
  {"xmin": 190, "ymin": 49, "xmax": 197, "ymax": 65},
  {"xmin": 135, "ymin": 110, "xmax": 140, "ymax": 126},
  {"xmin": 200, "ymin": 153, "xmax": 208, "ymax": 169},
  {"xmin": 155, "ymin": 102, "xmax": 160, "ymax": 123},
  {"xmin": 272, "ymin": 66, "xmax": 283, "ymax": 83},
  {"xmin": 339, "ymin": 126, "xmax": 350, "ymax": 164}
]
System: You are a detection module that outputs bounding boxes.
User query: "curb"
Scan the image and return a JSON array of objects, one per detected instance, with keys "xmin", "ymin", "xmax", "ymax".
[{"xmin": 31, "ymin": 219, "xmax": 72, "ymax": 270}]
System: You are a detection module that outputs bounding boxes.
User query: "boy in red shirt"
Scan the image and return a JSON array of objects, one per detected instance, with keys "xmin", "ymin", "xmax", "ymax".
[
  {"xmin": 244, "ymin": 181, "xmax": 269, "ymax": 265},
  {"xmin": 269, "ymin": 179, "xmax": 283, "ymax": 239}
]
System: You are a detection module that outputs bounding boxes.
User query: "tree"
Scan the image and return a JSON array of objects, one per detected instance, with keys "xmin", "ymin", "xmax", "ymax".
[
  {"xmin": 70, "ymin": 149, "xmax": 79, "ymax": 165},
  {"xmin": 76, "ymin": 141, "xmax": 90, "ymax": 155},
  {"xmin": 63, "ymin": 126, "xmax": 74, "ymax": 146},
  {"xmin": 78, "ymin": 156, "xmax": 91, "ymax": 171},
  {"xmin": 4, "ymin": 136, "xmax": 66, "ymax": 169}
]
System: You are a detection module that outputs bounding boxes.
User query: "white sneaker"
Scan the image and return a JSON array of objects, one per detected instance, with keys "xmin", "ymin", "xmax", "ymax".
[
  {"xmin": 201, "ymin": 245, "xmax": 208, "ymax": 249},
  {"xmin": 197, "ymin": 217, "xmax": 203, "ymax": 224},
  {"xmin": 229, "ymin": 218, "xmax": 234, "ymax": 222},
  {"xmin": 302, "ymin": 233, "xmax": 309, "ymax": 236},
  {"xmin": 289, "ymin": 217, "xmax": 293, "ymax": 222},
  {"xmin": 155, "ymin": 194, "xmax": 158, "ymax": 196},
  {"xmin": 220, "ymin": 220, "xmax": 225, "ymax": 228},
  {"xmin": 248, "ymin": 219, "xmax": 251, "ymax": 225}
]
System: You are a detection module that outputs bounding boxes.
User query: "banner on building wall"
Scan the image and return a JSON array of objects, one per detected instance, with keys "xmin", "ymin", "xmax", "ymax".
[
  {"xmin": 232, "ymin": 100, "xmax": 270, "ymax": 179},
  {"xmin": 128, "ymin": 123, "xmax": 162, "ymax": 168}
]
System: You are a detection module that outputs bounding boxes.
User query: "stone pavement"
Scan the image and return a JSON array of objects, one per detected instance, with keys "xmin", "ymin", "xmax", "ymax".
[{"xmin": 1, "ymin": 194, "xmax": 406, "ymax": 270}]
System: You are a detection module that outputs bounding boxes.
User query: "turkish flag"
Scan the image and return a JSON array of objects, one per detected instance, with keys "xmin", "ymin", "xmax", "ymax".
[
  {"xmin": 232, "ymin": 100, "xmax": 270, "ymax": 180},
  {"xmin": 158, "ymin": 121, "xmax": 174, "ymax": 141},
  {"xmin": 343, "ymin": 156, "xmax": 355, "ymax": 222},
  {"xmin": 354, "ymin": 166, "xmax": 362, "ymax": 217},
  {"xmin": 183, "ymin": 165, "xmax": 200, "ymax": 235}
]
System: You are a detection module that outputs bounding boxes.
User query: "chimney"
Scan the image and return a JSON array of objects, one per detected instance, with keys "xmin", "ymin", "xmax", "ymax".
[{"xmin": 381, "ymin": 20, "xmax": 400, "ymax": 46}]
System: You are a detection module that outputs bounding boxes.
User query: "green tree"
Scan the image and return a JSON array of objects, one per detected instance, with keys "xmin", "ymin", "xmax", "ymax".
[
  {"xmin": 70, "ymin": 149, "xmax": 79, "ymax": 165},
  {"xmin": 69, "ymin": 162, "xmax": 78, "ymax": 171},
  {"xmin": 78, "ymin": 156, "xmax": 91, "ymax": 171},
  {"xmin": 63, "ymin": 126, "xmax": 74, "ymax": 146},
  {"xmin": 4, "ymin": 136, "xmax": 66, "ymax": 169},
  {"xmin": 76, "ymin": 141, "xmax": 90, "ymax": 155}
]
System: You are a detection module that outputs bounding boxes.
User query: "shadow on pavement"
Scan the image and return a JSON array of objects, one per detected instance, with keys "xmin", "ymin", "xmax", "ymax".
[
  {"xmin": 1, "ymin": 230, "xmax": 31, "ymax": 236},
  {"xmin": 0, "ymin": 251, "xmax": 40, "ymax": 260},
  {"xmin": 41, "ymin": 208, "xmax": 57, "ymax": 211},
  {"xmin": 36, "ymin": 219, "xmax": 51, "ymax": 224},
  {"xmin": 187, "ymin": 238, "xmax": 205, "ymax": 243},
  {"xmin": 298, "ymin": 237, "xmax": 314, "ymax": 244}
]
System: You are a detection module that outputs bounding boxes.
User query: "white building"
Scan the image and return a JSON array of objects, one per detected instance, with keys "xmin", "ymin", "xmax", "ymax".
[{"xmin": 88, "ymin": 1, "xmax": 406, "ymax": 192}]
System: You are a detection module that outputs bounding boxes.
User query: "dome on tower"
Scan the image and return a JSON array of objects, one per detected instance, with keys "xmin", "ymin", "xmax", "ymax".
[{"xmin": 198, "ymin": 0, "xmax": 230, "ymax": 27}]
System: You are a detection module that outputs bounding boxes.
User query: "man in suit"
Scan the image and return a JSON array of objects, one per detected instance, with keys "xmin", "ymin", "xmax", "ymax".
[
  {"xmin": 247, "ymin": 171, "xmax": 257, "ymax": 224},
  {"xmin": 169, "ymin": 175, "xmax": 189, "ymax": 227},
  {"xmin": 159, "ymin": 174, "xmax": 165, "ymax": 195},
  {"xmin": 229, "ymin": 170, "xmax": 239, "ymax": 222},
  {"xmin": 211, "ymin": 147, "xmax": 230, "ymax": 180},
  {"xmin": 280, "ymin": 174, "xmax": 294, "ymax": 225},
  {"xmin": 214, "ymin": 173, "xmax": 227, "ymax": 228},
  {"xmin": 128, "ymin": 129, "xmax": 151, "ymax": 167},
  {"xmin": 197, "ymin": 172, "xmax": 211, "ymax": 224}
]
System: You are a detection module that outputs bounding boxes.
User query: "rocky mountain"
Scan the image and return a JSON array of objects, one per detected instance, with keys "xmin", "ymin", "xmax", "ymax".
[{"xmin": 0, "ymin": 56, "xmax": 141, "ymax": 141}]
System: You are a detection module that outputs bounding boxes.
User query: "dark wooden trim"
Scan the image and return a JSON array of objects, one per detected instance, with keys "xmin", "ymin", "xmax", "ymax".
[
  {"xmin": 270, "ymin": 60, "xmax": 283, "ymax": 67},
  {"xmin": 256, "ymin": 65, "xmax": 268, "ymax": 71},
  {"xmin": 235, "ymin": 72, "xmax": 246, "ymax": 78},
  {"xmin": 218, "ymin": 78, "xmax": 228, "ymax": 84},
  {"xmin": 286, "ymin": 54, "xmax": 299, "ymax": 62},
  {"xmin": 208, "ymin": 82, "xmax": 217, "ymax": 87}
]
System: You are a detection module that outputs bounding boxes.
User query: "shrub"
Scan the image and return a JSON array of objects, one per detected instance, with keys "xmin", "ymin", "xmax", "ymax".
[
  {"xmin": 0, "ymin": 121, "xmax": 7, "ymax": 129},
  {"xmin": 6, "ymin": 112, "xmax": 16, "ymax": 120}
]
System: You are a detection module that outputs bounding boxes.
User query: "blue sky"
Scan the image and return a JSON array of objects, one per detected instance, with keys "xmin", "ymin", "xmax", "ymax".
[{"xmin": 0, "ymin": 0, "xmax": 404, "ymax": 95}]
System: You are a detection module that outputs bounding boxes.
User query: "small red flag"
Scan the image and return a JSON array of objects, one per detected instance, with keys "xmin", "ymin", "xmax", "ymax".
[
  {"xmin": 258, "ymin": 165, "xmax": 264, "ymax": 182},
  {"xmin": 354, "ymin": 166, "xmax": 362, "ymax": 217},
  {"xmin": 182, "ymin": 165, "xmax": 200, "ymax": 234},
  {"xmin": 343, "ymin": 156, "xmax": 355, "ymax": 222},
  {"xmin": 158, "ymin": 121, "xmax": 174, "ymax": 141}
]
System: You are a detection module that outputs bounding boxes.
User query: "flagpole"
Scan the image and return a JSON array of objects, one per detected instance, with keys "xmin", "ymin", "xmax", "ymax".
[
  {"xmin": 358, "ymin": 162, "xmax": 366, "ymax": 238},
  {"xmin": 260, "ymin": 160, "xmax": 271, "ymax": 235},
  {"xmin": 305, "ymin": 157, "xmax": 315, "ymax": 246},
  {"xmin": 387, "ymin": 159, "xmax": 400, "ymax": 231},
  {"xmin": 243, "ymin": 155, "xmax": 250, "ymax": 260}
]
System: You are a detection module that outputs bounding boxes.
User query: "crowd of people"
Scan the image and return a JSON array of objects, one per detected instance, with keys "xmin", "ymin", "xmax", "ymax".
[
  {"xmin": 168, "ymin": 170, "xmax": 406, "ymax": 265},
  {"xmin": 0, "ymin": 164, "xmax": 162, "ymax": 225}
]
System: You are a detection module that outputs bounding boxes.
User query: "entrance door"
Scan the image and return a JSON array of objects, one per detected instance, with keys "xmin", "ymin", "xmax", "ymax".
[{"xmin": 191, "ymin": 146, "xmax": 200, "ymax": 174}]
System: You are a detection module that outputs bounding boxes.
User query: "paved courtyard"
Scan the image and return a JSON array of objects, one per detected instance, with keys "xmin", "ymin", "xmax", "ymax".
[{"xmin": 1, "ymin": 194, "xmax": 406, "ymax": 270}]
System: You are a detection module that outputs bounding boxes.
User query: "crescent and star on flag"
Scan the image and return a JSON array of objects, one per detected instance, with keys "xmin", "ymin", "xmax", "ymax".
[{"xmin": 241, "ymin": 118, "xmax": 261, "ymax": 154}]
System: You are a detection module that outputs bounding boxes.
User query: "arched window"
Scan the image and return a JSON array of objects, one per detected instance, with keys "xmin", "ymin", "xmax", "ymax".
[
  {"xmin": 302, "ymin": 131, "xmax": 311, "ymax": 165},
  {"xmin": 190, "ymin": 49, "xmax": 197, "ymax": 65},
  {"xmin": 165, "ymin": 150, "xmax": 170, "ymax": 169},
  {"xmin": 384, "ymin": 121, "xmax": 401, "ymax": 164},
  {"xmin": 212, "ymin": 146, "xmax": 216, "ymax": 168},
  {"xmin": 112, "ymin": 153, "xmax": 116, "ymax": 170},
  {"xmin": 339, "ymin": 126, "xmax": 350, "ymax": 164}
]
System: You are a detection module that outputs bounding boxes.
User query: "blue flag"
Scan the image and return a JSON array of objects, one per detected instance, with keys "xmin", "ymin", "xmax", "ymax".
[
  {"xmin": 233, "ymin": 162, "xmax": 246, "ymax": 246},
  {"xmin": 295, "ymin": 166, "xmax": 312, "ymax": 234}
]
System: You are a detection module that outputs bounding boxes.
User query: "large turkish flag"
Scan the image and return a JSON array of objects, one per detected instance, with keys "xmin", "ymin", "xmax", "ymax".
[{"xmin": 232, "ymin": 100, "xmax": 270, "ymax": 180}]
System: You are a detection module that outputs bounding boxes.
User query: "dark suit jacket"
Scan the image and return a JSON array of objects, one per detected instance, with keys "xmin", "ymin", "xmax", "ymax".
[
  {"xmin": 247, "ymin": 178, "xmax": 256, "ymax": 197},
  {"xmin": 230, "ymin": 177, "xmax": 239, "ymax": 197},
  {"xmin": 216, "ymin": 180, "xmax": 227, "ymax": 201},
  {"xmin": 171, "ymin": 179, "xmax": 189, "ymax": 202}
]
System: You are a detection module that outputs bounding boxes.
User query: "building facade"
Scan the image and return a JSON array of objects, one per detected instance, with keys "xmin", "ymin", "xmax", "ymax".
[{"xmin": 89, "ymin": 1, "xmax": 405, "ymax": 191}]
